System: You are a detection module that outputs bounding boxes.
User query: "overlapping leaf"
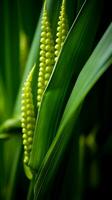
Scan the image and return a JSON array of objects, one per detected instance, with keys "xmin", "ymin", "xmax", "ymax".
[
  {"xmin": 34, "ymin": 23, "xmax": 112, "ymax": 199},
  {"xmin": 30, "ymin": 0, "xmax": 103, "ymax": 169}
]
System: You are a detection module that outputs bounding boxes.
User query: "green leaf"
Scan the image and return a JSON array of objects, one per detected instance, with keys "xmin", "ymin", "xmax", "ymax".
[
  {"xmin": 0, "ymin": 118, "xmax": 21, "ymax": 133},
  {"xmin": 34, "ymin": 23, "xmax": 112, "ymax": 199},
  {"xmin": 0, "ymin": 133, "xmax": 12, "ymax": 140},
  {"xmin": 0, "ymin": 141, "xmax": 5, "ymax": 199},
  {"xmin": 1, "ymin": 135, "xmax": 22, "ymax": 200},
  {"xmin": 0, "ymin": 0, "xmax": 20, "ymax": 117},
  {"xmin": 76, "ymin": 0, "xmax": 85, "ymax": 13},
  {"xmin": 30, "ymin": 0, "xmax": 103, "ymax": 169},
  {"xmin": 6, "ymin": 140, "xmax": 22, "ymax": 200}
]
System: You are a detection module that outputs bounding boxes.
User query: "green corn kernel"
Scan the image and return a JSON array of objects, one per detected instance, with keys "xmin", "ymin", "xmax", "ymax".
[
  {"xmin": 21, "ymin": 65, "xmax": 36, "ymax": 167},
  {"xmin": 37, "ymin": 3, "xmax": 55, "ymax": 108},
  {"xmin": 55, "ymin": 0, "xmax": 68, "ymax": 62}
]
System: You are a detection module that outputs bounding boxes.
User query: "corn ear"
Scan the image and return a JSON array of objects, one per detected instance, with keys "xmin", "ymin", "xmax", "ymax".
[
  {"xmin": 21, "ymin": 64, "xmax": 36, "ymax": 167},
  {"xmin": 55, "ymin": 0, "xmax": 68, "ymax": 62},
  {"xmin": 37, "ymin": 3, "xmax": 55, "ymax": 108}
]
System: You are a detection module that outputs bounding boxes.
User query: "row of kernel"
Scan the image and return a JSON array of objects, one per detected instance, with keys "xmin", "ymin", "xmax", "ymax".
[
  {"xmin": 21, "ymin": 66, "xmax": 36, "ymax": 165},
  {"xmin": 55, "ymin": 0, "xmax": 68, "ymax": 62},
  {"xmin": 37, "ymin": 5, "xmax": 55, "ymax": 108}
]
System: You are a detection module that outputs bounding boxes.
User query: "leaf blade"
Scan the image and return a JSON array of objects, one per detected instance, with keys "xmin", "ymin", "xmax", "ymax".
[{"xmin": 34, "ymin": 23, "xmax": 112, "ymax": 199}]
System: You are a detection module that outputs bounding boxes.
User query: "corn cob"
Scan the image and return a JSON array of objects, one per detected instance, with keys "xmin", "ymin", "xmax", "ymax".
[
  {"xmin": 21, "ymin": 65, "xmax": 36, "ymax": 165},
  {"xmin": 37, "ymin": 4, "xmax": 55, "ymax": 108},
  {"xmin": 55, "ymin": 0, "xmax": 68, "ymax": 62}
]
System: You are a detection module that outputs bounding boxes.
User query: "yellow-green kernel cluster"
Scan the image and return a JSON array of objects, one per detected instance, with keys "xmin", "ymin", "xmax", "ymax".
[
  {"xmin": 55, "ymin": 0, "xmax": 68, "ymax": 62},
  {"xmin": 21, "ymin": 66, "xmax": 35, "ymax": 165},
  {"xmin": 37, "ymin": 5, "xmax": 55, "ymax": 108}
]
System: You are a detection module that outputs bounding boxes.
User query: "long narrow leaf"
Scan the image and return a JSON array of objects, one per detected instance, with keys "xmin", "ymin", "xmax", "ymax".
[
  {"xmin": 34, "ymin": 23, "xmax": 112, "ymax": 199},
  {"xmin": 0, "ymin": 0, "xmax": 20, "ymax": 116}
]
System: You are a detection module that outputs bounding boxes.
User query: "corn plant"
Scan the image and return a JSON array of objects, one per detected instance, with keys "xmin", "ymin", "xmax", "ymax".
[{"xmin": 0, "ymin": 0, "xmax": 112, "ymax": 199}]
